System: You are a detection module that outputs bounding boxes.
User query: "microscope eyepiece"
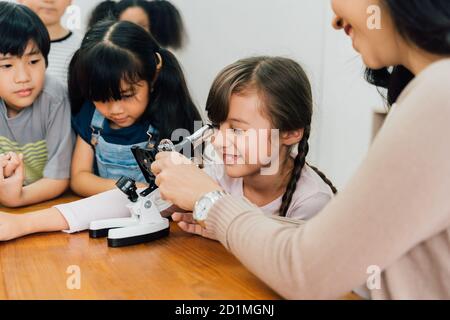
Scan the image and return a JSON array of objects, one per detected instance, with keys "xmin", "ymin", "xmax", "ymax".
[{"xmin": 116, "ymin": 176, "xmax": 139, "ymax": 202}]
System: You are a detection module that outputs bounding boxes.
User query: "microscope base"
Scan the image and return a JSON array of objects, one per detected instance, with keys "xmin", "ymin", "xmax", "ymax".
[
  {"xmin": 108, "ymin": 226, "xmax": 170, "ymax": 247},
  {"xmin": 107, "ymin": 219, "xmax": 170, "ymax": 247},
  {"xmin": 89, "ymin": 217, "xmax": 140, "ymax": 238}
]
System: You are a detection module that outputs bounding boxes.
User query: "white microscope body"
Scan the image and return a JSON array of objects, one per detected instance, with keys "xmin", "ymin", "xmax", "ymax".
[{"xmin": 89, "ymin": 177, "xmax": 170, "ymax": 247}]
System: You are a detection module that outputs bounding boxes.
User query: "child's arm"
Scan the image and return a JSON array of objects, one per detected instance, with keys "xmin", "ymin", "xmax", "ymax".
[
  {"xmin": 0, "ymin": 208, "xmax": 68, "ymax": 241},
  {"xmin": 0, "ymin": 188, "xmax": 133, "ymax": 241},
  {"xmin": 70, "ymin": 136, "xmax": 132, "ymax": 197},
  {"xmin": 19, "ymin": 178, "xmax": 69, "ymax": 206}
]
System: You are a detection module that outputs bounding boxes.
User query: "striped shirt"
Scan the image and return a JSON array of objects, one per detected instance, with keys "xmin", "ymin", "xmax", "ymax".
[
  {"xmin": 47, "ymin": 31, "xmax": 82, "ymax": 86},
  {"xmin": 0, "ymin": 75, "xmax": 74, "ymax": 185}
]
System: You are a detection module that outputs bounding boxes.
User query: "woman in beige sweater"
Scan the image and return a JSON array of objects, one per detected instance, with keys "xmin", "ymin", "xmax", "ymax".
[{"xmin": 152, "ymin": 0, "xmax": 450, "ymax": 299}]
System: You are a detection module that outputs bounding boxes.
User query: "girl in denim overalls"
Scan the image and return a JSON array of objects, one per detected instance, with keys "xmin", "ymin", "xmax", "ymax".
[{"xmin": 68, "ymin": 20, "xmax": 202, "ymax": 197}]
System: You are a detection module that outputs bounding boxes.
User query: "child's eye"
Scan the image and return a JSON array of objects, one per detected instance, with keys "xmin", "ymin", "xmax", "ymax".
[
  {"xmin": 231, "ymin": 128, "xmax": 245, "ymax": 135},
  {"xmin": 0, "ymin": 64, "xmax": 12, "ymax": 69},
  {"xmin": 30, "ymin": 59, "xmax": 41, "ymax": 65}
]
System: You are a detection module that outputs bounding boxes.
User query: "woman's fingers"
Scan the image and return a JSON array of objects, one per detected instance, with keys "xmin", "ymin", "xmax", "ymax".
[
  {"xmin": 174, "ymin": 211, "xmax": 202, "ymax": 235},
  {"xmin": 177, "ymin": 221, "xmax": 191, "ymax": 233},
  {"xmin": 150, "ymin": 160, "xmax": 162, "ymax": 176},
  {"xmin": 175, "ymin": 213, "xmax": 217, "ymax": 241},
  {"xmin": 178, "ymin": 221, "xmax": 204, "ymax": 236},
  {"xmin": 154, "ymin": 171, "xmax": 162, "ymax": 186},
  {"xmin": 152, "ymin": 152, "xmax": 173, "ymax": 175},
  {"xmin": 172, "ymin": 212, "xmax": 195, "ymax": 224},
  {"xmin": 155, "ymin": 151, "xmax": 171, "ymax": 161},
  {"xmin": 152, "ymin": 152, "xmax": 193, "ymax": 175}
]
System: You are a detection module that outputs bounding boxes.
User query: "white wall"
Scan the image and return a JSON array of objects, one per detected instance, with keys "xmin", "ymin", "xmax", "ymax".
[
  {"xmin": 55, "ymin": 0, "xmax": 385, "ymax": 187},
  {"xmin": 317, "ymin": 6, "xmax": 384, "ymax": 187},
  {"xmin": 170, "ymin": 0, "xmax": 328, "ymax": 162}
]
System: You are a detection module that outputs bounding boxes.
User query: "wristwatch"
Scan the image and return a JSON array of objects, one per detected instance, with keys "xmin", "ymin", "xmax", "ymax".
[{"xmin": 193, "ymin": 190, "xmax": 229, "ymax": 227}]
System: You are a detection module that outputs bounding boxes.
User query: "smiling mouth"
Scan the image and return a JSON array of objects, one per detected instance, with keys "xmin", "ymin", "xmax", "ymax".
[{"xmin": 344, "ymin": 24, "xmax": 353, "ymax": 37}]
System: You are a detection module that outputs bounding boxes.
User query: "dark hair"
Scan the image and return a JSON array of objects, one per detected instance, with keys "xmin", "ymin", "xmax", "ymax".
[
  {"xmin": 116, "ymin": 0, "xmax": 185, "ymax": 49},
  {"xmin": 87, "ymin": 1, "xmax": 118, "ymax": 29},
  {"xmin": 68, "ymin": 20, "xmax": 201, "ymax": 141},
  {"xmin": 146, "ymin": 0, "xmax": 185, "ymax": 49},
  {"xmin": 366, "ymin": 0, "xmax": 450, "ymax": 105},
  {"xmin": 206, "ymin": 57, "xmax": 337, "ymax": 217},
  {"xmin": 0, "ymin": 2, "xmax": 50, "ymax": 66}
]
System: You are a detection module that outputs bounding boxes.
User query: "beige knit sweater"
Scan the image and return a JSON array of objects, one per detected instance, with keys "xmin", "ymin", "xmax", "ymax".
[{"xmin": 206, "ymin": 59, "xmax": 450, "ymax": 300}]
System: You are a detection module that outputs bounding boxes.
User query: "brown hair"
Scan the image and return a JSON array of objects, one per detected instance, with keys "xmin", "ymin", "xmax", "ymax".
[{"xmin": 206, "ymin": 56, "xmax": 337, "ymax": 217}]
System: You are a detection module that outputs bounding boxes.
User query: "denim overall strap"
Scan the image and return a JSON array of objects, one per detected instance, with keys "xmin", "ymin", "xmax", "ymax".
[
  {"xmin": 146, "ymin": 124, "xmax": 159, "ymax": 149},
  {"xmin": 90, "ymin": 109, "xmax": 105, "ymax": 146}
]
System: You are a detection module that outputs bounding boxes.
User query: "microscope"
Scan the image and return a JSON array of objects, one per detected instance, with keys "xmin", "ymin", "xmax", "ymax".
[{"xmin": 88, "ymin": 125, "xmax": 215, "ymax": 247}]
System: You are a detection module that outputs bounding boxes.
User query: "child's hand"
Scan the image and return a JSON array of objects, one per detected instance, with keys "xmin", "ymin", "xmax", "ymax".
[
  {"xmin": 171, "ymin": 212, "xmax": 217, "ymax": 240},
  {"xmin": 0, "ymin": 152, "xmax": 23, "ymax": 178},
  {"xmin": 0, "ymin": 212, "xmax": 29, "ymax": 241},
  {"xmin": 0, "ymin": 154, "xmax": 25, "ymax": 207}
]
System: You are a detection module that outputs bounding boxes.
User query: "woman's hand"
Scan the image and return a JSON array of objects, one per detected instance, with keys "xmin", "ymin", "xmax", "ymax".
[
  {"xmin": 151, "ymin": 152, "xmax": 223, "ymax": 211},
  {"xmin": 171, "ymin": 212, "xmax": 217, "ymax": 240}
]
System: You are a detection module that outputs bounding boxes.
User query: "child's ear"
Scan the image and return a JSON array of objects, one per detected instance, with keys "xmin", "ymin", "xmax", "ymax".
[{"xmin": 280, "ymin": 128, "xmax": 304, "ymax": 147}]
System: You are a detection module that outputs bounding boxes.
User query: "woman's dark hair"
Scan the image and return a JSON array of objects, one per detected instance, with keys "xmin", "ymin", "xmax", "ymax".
[
  {"xmin": 87, "ymin": 1, "xmax": 118, "ymax": 29},
  {"xmin": 366, "ymin": 0, "xmax": 450, "ymax": 105},
  {"xmin": 206, "ymin": 57, "xmax": 337, "ymax": 217},
  {"xmin": 0, "ymin": 2, "xmax": 50, "ymax": 66},
  {"xmin": 68, "ymin": 20, "xmax": 201, "ymax": 141},
  {"xmin": 116, "ymin": 0, "xmax": 185, "ymax": 49}
]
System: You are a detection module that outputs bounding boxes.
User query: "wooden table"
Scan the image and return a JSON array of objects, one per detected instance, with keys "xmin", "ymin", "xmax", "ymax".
[{"xmin": 0, "ymin": 193, "xmax": 360, "ymax": 300}]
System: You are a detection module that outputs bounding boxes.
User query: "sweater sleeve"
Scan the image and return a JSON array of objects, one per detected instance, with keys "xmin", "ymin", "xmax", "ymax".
[{"xmin": 206, "ymin": 65, "xmax": 450, "ymax": 299}]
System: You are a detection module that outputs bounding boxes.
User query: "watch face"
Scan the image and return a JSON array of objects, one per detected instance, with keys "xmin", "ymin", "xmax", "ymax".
[{"xmin": 196, "ymin": 197, "xmax": 212, "ymax": 220}]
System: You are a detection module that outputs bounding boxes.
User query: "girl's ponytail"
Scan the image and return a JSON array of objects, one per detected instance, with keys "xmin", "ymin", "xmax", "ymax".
[
  {"xmin": 147, "ymin": 48, "xmax": 202, "ymax": 141},
  {"xmin": 279, "ymin": 127, "xmax": 310, "ymax": 217},
  {"xmin": 308, "ymin": 165, "xmax": 338, "ymax": 194},
  {"xmin": 279, "ymin": 125, "xmax": 337, "ymax": 217}
]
